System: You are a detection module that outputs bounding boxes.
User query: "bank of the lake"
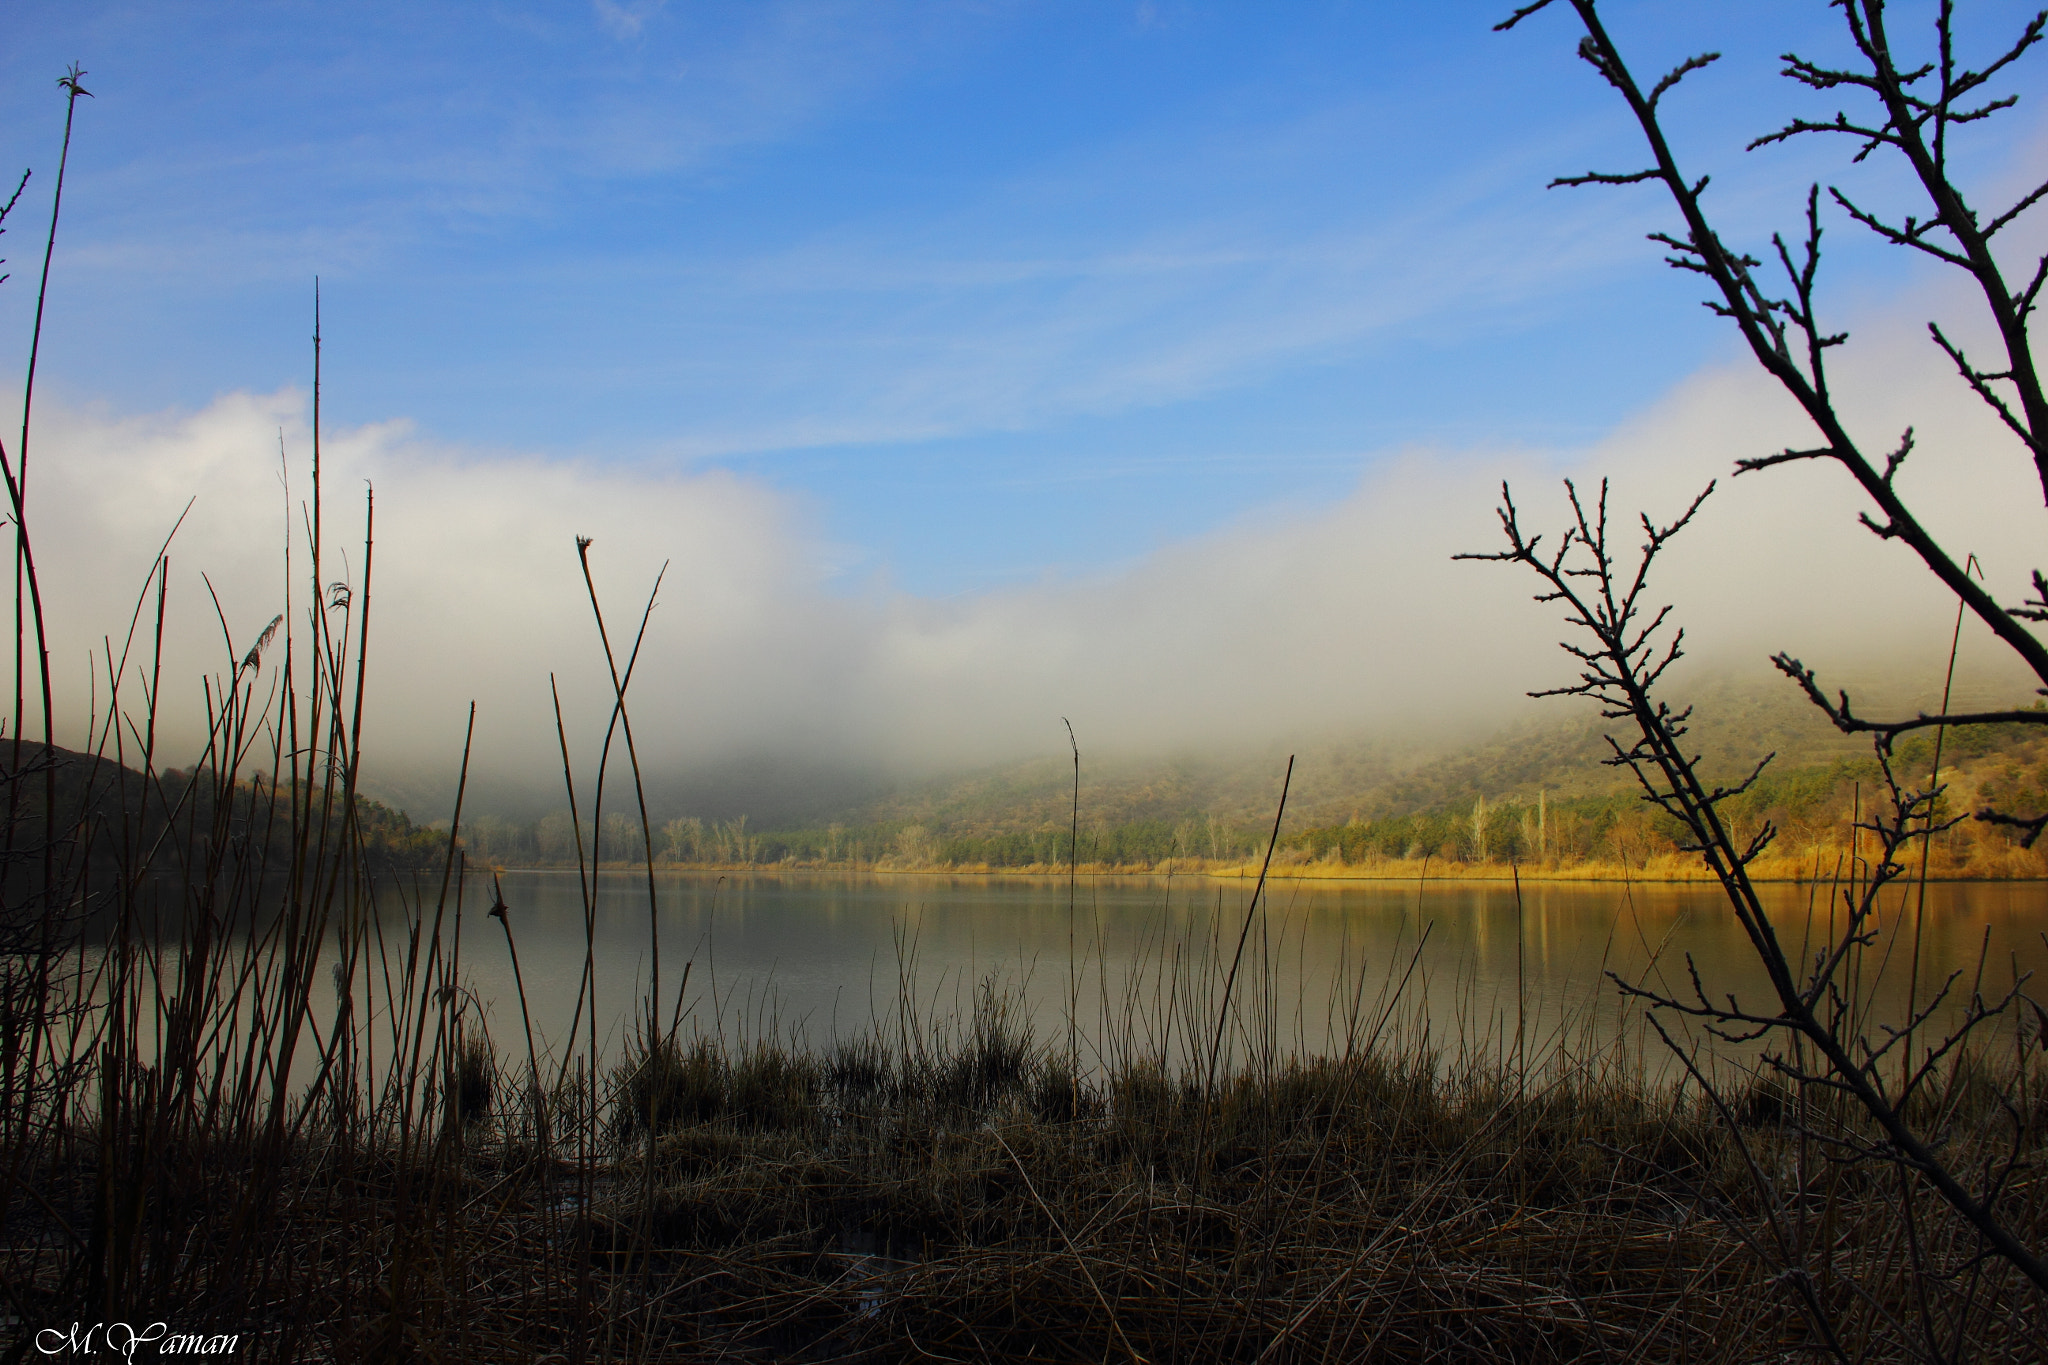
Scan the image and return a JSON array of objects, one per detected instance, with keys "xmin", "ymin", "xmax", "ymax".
[{"xmin": 487, "ymin": 852, "xmax": 2048, "ymax": 881}]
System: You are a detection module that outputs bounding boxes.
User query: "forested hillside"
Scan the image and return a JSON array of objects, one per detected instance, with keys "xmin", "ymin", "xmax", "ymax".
[{"xmin": 447, "ymin": 671, "xmax": 2048, "ymax": 879}]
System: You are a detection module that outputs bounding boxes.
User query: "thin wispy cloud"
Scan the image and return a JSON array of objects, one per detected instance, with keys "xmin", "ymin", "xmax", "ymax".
[
  {"xmin": 534, "ymin": 123, "xmax": 1686, "ymax": 460},
  {"xmin": 591, "ymin": 0, "xmax": 666, "ymax": 42}
]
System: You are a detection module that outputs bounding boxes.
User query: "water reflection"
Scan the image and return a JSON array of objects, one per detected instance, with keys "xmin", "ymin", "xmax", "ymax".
[{"xmin": 441, "ymin": 871, "xmax": 2048, "ymax": 1076}]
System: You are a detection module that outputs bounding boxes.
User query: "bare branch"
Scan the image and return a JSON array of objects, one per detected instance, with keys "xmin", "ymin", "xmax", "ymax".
[
  {"xmin": 1748, "ymin": 112, "xmax": 1895, "ymax": 154},
  {"xmin": 1492, "ymin": 0, "xmax": 1562, "ymax": 33},
  {"xmin": 1828, "ymin": 187, "xmax": 1973, "ymax": 267},
  {"xmin": 1974, "ymin": 807, "xmax": 2048, "ymax": 849},
  {"xmin": 1880, "ymin": 426, "xmax": 1914, "ymax": 485},
  {"xmin": 1649, "ymin": 52, "xmax": 1720, "ymax": 111},
  {"xmin": 1947, "ymin": 93, "xmax": 2020, "ymax": 125},
  {"xmin": 1942, "ymin": 9, "xmax": 2048, "ymax": 103},
  {"xmin": 1735, "ymin": 446, "xmax": 1834, "ymax": 474},
  {"xmin": 1928, "ymin": 321, "xmax": 2034, "ymax": 449},
  {"xmin": 2006, "ymin": 569, "xmax": 2048, "ymax": 623},
  {"xmin": 1486, "ymin": 0, "xmax": 2048, "ymax": 1295},
  {"xmin": 1984, "ymin": 177, "xmax": 2048, "ymax": 240},
  {"xmin": 1772, "ymin": 653, "xmax": 2048, "ymax": 746},
  {"xmin": 1549, "ymin": 167, "xmax": 1662, "ymax": 188},
  {"xmin": 2015, "ymin": 251, "xmax": 2048, "ymax": 323}
]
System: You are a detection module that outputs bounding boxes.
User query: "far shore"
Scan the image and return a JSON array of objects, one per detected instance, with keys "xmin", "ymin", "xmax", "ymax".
[{"xmin": 482, "ymin": 856, "xmax": 2048, "ymax": 885}]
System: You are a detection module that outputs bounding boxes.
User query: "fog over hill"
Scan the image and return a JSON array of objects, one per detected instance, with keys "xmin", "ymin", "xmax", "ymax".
[
  {"xmin": 366, "ymin": 660, "xmax": 2028, "ymax": 842},
  {"xmin": 22, "ymin": 263, "xmax": 2045, "ymax": 827},
  {"xmin": 778, "ymin": 660, "xmax": 2030, "ymax": 838}
]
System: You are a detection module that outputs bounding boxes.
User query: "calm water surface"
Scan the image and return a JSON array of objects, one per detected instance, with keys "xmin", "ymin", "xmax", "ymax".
[{"xmin": 427, "ymin": 871, "xmax": 2048, "ymax": 1075}]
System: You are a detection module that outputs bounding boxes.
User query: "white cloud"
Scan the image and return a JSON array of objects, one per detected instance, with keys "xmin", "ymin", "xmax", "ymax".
[{"xmin": 16, "ymin": 247, "xmax": 2046, "ymax": 821}]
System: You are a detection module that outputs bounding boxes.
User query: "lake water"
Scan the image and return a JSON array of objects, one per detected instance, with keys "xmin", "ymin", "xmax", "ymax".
[{"xmin": 426, "ymin": 870, "xmax": 2048, "ymax": 1078}]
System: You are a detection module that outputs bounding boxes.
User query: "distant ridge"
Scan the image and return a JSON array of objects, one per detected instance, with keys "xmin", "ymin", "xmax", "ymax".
[
  {"xmin": 446, "ymin": 665, "xmax": 2046, "ymax": 875},
  {"xmin": 828, "ymin": 667, "xmax": 1908, "ymax": 839}
]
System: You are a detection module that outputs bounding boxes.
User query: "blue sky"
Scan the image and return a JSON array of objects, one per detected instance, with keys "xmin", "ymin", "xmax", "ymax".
[{"xmin": 6, "ymin": 0, "xmax": 2025, "ymax": 594}]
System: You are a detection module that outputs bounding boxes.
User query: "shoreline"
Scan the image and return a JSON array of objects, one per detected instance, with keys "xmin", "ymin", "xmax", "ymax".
[{"xmin": 484, "ymin": 861, "xmax": 2048, "ymax": 885}]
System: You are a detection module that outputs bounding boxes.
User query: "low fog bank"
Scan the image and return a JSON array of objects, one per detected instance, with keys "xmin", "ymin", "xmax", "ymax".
[{"xmin": 24, "ymin": 291, "xmax": 2045, "ymax": 825}]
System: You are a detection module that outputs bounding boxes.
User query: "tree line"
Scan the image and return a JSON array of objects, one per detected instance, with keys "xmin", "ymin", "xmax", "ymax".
[{"xmin": 438, "ymin": 721, "xmax": 2048, "ymax": 876}]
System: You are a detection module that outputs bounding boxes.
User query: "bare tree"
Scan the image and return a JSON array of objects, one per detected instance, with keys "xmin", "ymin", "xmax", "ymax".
[{"xmin": 1473, "ymin": 0, "xmax": 2048, "ymax": 1347}]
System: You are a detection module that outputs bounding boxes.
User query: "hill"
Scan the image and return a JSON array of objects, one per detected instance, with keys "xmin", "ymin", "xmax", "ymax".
[{"xmin": 447, "ymin": 666, "xmax": 2048, "ymax": 878}]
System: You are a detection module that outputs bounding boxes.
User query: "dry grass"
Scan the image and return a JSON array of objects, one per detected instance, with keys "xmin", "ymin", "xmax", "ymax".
[{"xmin": 14, "ymin": 955, "xmax": 2048, "ymax": 1362}]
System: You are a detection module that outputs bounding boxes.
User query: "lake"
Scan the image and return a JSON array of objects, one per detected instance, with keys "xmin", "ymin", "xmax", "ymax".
[{"xmin": 425, "ymin": 869, "xmax": 2048, "ymax": 1078}]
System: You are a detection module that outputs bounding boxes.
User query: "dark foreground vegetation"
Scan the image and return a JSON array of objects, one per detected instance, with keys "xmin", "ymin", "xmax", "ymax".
[{"xmin": 13, "ymin": 918, "xmax": 2048, "ymax": 1362}]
